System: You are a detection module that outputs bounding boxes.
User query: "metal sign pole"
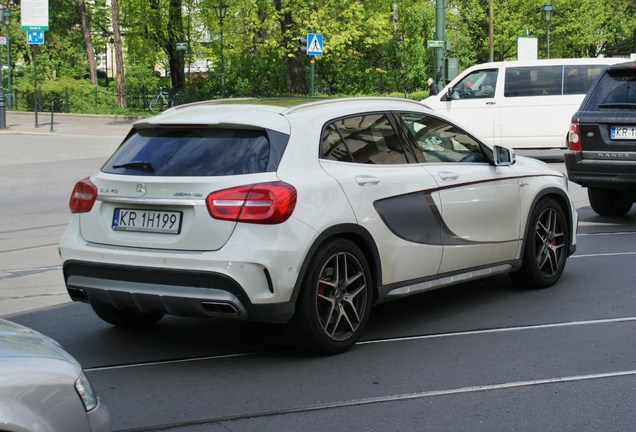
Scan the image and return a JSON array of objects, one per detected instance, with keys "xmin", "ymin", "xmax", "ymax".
[
  {"xmin": 0, "ymin": 44, "xmax": 5, "ymax": 129},
  {"xmin": 33, "ymin": 44, "xmax": 38, "ymax": 128}
]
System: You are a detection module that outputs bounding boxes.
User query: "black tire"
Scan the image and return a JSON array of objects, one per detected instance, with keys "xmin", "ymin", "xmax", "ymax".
[
  {"xmin": 170, "ymin": 92, "xmax": 183, "ymax": 107},
  {"xmin": 588, "ymin": 188, "xmax": 632, "ymax": 217},
  {"xmin": 510, "ymin": 198, "xmax": 569, "ymax": 289},
  {"xmin": 91, "ymin": 303, "xmax": 164, "ymax": 328},
  {"xmin": 288, "ymin": 238, "xmax": 373, "ymax": 355}
]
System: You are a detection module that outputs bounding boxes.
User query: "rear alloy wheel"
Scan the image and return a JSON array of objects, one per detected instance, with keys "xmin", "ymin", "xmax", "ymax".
[
  {"xmin": 510, "ymin": 198, "xmax": 569, "ymax": 289},
  {"xmin": 588, "ymin": 188, "xmax": 632, "ymax": 217},
  {"xmin": 91, "ymin": 303, "xmax": 164, "ymax": 328},
  {"xmin": 290, "ymin": 239, "xmax": 373, "ymax": 354}
]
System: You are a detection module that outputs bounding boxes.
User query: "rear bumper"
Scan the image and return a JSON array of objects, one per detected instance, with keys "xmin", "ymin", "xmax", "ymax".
[
  {"xmin": 63, "ymin": 261, "xmax": 295, "ymax": 324},
  {"xmin": 564, "ymin": 152, "xmax": 636, "ymax": 190}
]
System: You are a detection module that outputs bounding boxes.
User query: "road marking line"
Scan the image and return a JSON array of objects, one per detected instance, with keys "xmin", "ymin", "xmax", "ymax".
[
  {"xmin": 578, "ymin": 231, "xmax": 636, "ymax": 236},
  {"xmin": 296, "ymin": 370, "xmax": 636, "ymax": 409},
  {"xmin": 87, "ymin": 317, "xmax": 636, "ymax": 372},
  {"xmin": 112, "ymin": 369, "xmax": 636, "ymax": 432},
  {"xmin": 358, "ymin": 316, "xmax": 636, "ymax": 345},
  {"xmin": 571, "ymin": 251, "xmax": 636, "ymax": 258}
]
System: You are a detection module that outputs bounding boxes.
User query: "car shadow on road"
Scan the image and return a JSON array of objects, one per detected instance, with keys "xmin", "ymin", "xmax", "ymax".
[
  {"xmin": 577, "ymin": 205, "xmax": 636, "ymax": 228},
  {"xmin": 9, "ymin": 273, "xmax": 576, "ymax": 365}
]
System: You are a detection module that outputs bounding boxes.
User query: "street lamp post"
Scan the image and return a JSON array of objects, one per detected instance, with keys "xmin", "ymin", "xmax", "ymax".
[
  {"xmin": 214, "ymin": 3, "xmax": 227, "ymax": 98},
  {"xmin": 109, "ymin": 37, "xmax": 114, "ymax": 81},
  {"xmin": 3, "ymin": 7, "xmax": 10, "ymax": 110},
  {"xmin": 541, "ymin": 2, "xmax": 554, "ymax": 59}
]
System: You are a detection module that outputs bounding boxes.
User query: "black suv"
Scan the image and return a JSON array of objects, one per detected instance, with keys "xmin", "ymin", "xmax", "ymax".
[{"xmin": 565, "ymin": 60, "xmax": 636, "ymax": 216}]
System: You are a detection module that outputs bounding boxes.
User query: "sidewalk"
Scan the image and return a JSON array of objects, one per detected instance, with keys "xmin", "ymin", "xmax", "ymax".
[
  {"xmin": 0, "ymin": 111, "xmax": 144, "ymax": 137},
  {"xmin": 0, "ymin": 111, "xmax": 144, "ymax": 318}
]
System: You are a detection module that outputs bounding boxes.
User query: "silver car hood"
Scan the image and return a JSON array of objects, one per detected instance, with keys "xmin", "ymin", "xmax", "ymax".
[{"xmin": 0, "ymin": 318, "xmax": 78, "ymax": 364}]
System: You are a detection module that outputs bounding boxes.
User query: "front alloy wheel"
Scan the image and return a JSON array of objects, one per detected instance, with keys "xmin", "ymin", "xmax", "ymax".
[
  {"xmin": 511, "ymin": 198, "xmax": 569, "ymax": 289},
  {"xmin": 534, "ymin": 205, "xmax": 567, "ymax": 279},
  {"xmin": 290, "ymin": 239, "xmax": 372, "ymax": 354}
]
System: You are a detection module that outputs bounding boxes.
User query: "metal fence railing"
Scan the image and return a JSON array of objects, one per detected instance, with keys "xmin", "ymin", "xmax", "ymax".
[{"xmin": 6, "ymin": 85, "xmax": 216, "ymax": 114}]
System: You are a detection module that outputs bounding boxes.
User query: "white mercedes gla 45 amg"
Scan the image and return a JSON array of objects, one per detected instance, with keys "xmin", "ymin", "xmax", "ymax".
[{"xmin": 59, "ymin": 97, "xmax": 577, "ymax": 354}]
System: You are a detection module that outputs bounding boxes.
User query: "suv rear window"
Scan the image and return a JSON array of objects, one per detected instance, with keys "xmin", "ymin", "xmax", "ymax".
[
  {"xmin": 103, "ymin": 128, "xmax": 288, "ymax": 176},
  {"xmin": 585, "ymin": 68, "xmax": 636, "ymax": 110}
]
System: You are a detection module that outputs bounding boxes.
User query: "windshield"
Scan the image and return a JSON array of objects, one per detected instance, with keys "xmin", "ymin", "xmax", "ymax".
[{"xmin": 587, "ymin": 69, "xmax": 636, "ymax": 110}]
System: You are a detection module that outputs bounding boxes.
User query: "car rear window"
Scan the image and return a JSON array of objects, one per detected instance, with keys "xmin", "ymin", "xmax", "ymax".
[
  {"xmin": 585, "ymin": 68, "xmax": 636, "ymax": 110},
  {"xmin": 103, "ymin": 128, "xmax": 288, "ymax": 176}
]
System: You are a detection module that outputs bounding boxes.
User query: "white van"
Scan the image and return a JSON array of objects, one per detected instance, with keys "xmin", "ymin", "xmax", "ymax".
[{"xmin": 422, "ymin": 58, "xmax": 627, "ymax": 149}]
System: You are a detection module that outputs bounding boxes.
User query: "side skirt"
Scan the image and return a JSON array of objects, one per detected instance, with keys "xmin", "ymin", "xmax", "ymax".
[{"xmin": 376, "ymin": 260, "xmax": 522, "ymax": 304}]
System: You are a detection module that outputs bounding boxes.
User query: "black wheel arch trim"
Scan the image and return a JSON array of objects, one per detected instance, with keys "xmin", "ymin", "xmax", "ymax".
[
  {"xmin": 291, "ymin": 223, "xmax": 382, "ymax": 307},
  {"xmin": 520, "ymin": 186, "xmax": 577, "ymax": 257}
]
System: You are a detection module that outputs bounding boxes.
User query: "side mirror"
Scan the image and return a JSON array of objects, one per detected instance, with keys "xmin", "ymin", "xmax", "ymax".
[
  {"xmin": 440, "ymin": 87, "xmax": 453, "ymax": 101},
  {"xmin": 493, "ymin": 145, "xmax": 516, "ymax": 166}
]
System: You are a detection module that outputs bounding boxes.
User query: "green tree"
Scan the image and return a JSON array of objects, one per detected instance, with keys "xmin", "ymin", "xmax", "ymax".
[
  {"xmin": 7, "ymin": 0, "xmax": 636, "ymax": 108},
  {"xmin": 447, "ymin": 0, "xmax": 636, "ymax": 68},
  {"xmin": 78, "ymin": 0, "xmax": 98, "ymax": 84}
]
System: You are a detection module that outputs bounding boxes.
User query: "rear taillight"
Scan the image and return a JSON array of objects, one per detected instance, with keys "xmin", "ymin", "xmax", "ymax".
[
  {"xmin": 69, "ymin": 178, "xmax": 98, "ymax": 213},
  {"xmin": 568, "ymin": 122, "xmax": 582, "ymax": 151},
  {"xmin": 206, "ymin": 181, "xmax": 297, "ymax": 224}
]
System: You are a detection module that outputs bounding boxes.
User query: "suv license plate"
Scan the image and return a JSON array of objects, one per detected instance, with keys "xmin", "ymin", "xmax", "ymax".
[
  {"xmin": 610, "ymin": 126, "xmax": 636, "ymax": 140},
  {"xmin": 112, "ymin": 208, "xmax": 182, "ymax": 234}
]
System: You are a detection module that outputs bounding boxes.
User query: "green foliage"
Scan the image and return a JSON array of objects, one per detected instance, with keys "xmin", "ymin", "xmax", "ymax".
[
  {"xmin": 4, "ymin": 0, "xmax": 636, "ymax": 114},
  {"xmin": 385, "ymin": 90, "xmax": 429, "ymax": 101},
  {"xmin": 13, "ymin": 77, "xmax": 119, "ymax": 113},
  {"xmin": 125, "ymin": 64, "xmax": 161, "ymax": 95}
]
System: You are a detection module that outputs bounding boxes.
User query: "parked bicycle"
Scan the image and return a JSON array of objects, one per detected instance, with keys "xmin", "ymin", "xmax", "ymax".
[{"xmin": 149, "ymin": 86, "xmax": 183, "ymax": 112}]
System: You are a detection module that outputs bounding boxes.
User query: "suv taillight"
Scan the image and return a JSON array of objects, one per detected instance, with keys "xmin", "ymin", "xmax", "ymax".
[
  {"xmin": 69, "ymin": 178, "xmax": 98, "ymax": 213},
  {"xmin": 568, "ymin": 122, "xmax": 582, "ymax": 151},
  {"xmin": 206, "ymin": 181, "xmax": 297, "ymax": 224}
]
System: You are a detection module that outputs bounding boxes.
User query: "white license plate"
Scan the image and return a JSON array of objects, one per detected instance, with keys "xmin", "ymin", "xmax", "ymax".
[
  {"xmin": 112, "ymin": 208, "xmax": 182, "ymax": 234},
  {"xmin": 610, "ymin": 126, "xmax": 636, "ymax": 140}
]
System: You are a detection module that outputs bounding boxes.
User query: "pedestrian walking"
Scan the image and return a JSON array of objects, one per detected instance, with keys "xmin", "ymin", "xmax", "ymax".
[{"xmin": 427, "ymin": 77, "xmax": 439, "ymax": 96}]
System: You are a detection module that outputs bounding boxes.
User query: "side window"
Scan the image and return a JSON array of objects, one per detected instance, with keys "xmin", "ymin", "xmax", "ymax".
[
  {"xmin": 564, "ymin": 65, "xmax": 606, "ymax": 95},
  {"xmin": 321, "ymin": 123, "xmax": 352, "ymax": 162},
  {"xmin": 504, "ymin": 66, "xmax": 562, "ymax": 97},
  {"xmin": 321, "ymin": 114, "xmax": 408, "ymax": 165},
  {"xmin": 451, "ymin": 69, "xmax": 498, "ymax": 100},
  {"xmin": 400, "ymin": 114, "xmax": 486, "ymax": 163}
]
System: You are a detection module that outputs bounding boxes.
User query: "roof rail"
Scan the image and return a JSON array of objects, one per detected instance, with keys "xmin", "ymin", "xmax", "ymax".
[
  {"xmin": 282, "ymin": 96, "xmax": 423, "ymax": 115},
  {"xmin": 172, "ymin": 98, "xmax": 258, "ymax": 110}
]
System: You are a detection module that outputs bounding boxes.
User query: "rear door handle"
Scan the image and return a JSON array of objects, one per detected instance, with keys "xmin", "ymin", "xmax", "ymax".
[
  {"xmin": 438, "ymin": 171, "xmax": 459, "ymax": 181},
  {"xmin": 355, "ymin": 175, "xmax": 380, "ymax": 186}
]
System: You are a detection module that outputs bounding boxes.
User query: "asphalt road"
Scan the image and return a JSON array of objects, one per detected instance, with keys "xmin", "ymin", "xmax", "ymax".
[{"xmin": 1, "ymin": 113, "xmax": 635, "ymax": 431}]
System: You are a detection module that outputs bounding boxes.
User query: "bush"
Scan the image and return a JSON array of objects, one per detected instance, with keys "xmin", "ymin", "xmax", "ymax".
[
  {"xmin": 385, "ymin": 90, "xmax": 428, "ymax": 101},
  {"xmin": 13, "ymin": 77, "xmax": 119, "ymax": 113}
]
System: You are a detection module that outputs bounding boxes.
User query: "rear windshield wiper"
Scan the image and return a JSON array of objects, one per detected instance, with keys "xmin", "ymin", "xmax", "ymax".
[
  {"xmin": 112, "ymin": 161, "xmax": 155, "ymax": 172},
  {"xmin": 598, "ymin": 103, "xmax": 636, "ymax": 109}
]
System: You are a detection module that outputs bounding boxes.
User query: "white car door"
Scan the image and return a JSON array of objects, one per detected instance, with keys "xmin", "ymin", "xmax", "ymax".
[
  {"xmin": 400, "ymin": 113, "xmax": 522, "ymax": 274},
  {"xmin": 423, "ymin": 68, "xmax": 502, "ymax": 146},
  {"xmin": 318, "ymin": 113, "xmax": 444, "ymax": 285}
]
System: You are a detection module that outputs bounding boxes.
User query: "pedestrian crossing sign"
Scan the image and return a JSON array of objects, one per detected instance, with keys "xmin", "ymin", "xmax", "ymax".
[
  {"xmin": 306, "ymin": 33, "xmax": 323, "ymax": 56},
  {"xmin": 27, "ymin": 30, "xmax": 45, "ymax": 45}
]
